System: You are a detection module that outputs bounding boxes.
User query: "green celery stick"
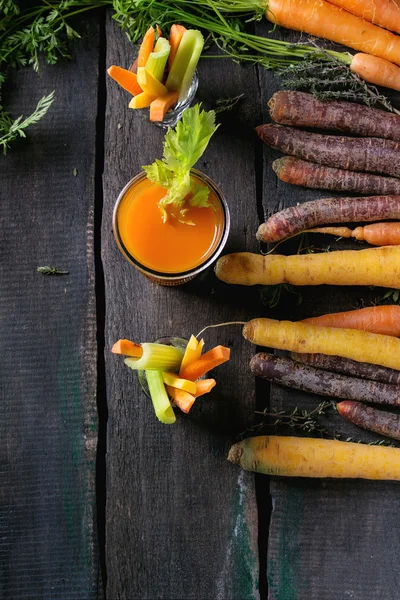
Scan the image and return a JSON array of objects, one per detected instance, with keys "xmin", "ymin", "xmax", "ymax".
[
  {"xmin": 146, "ymin": 370, "xmax": 176, "ymax": 424},
  {"xmin": 124, "ymin": 343, "xmax": 183, "ymax": 371},
  {"xmin": 145, "ymin": 37, "xmax": 170, "ymax": 82},
  {"xmin": 166, "ymin": 30, "xmax": 204, "ymax": 101}
]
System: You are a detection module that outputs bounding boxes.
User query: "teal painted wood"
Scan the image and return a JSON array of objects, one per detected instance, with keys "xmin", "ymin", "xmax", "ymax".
[
  {"xmin": 103, "ymin": 16, "xmax": 261, "ymax": 600},
  {"xmin": 256, "ymin": 23, "xmax": 400, "ymax": 600},
  {"xmin": 0, "ymin": 19, "xmax": 101, "ymax": 600}
]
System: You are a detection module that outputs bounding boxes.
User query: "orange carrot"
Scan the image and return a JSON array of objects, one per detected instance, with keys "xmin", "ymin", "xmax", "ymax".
[
  {"xmin": 180, "ymin": 346, "xmax": 230, "ymax": 381},
  {"xmin": 138, "ymin": 26, "xmax": 155, "ymax": 68},
  {"xmin": 350, "ymin": 53, "xmax": 400, "ymax": 92},
  {"xmin": 168, "ymin": 24, "xmax": 187, "ymax": 70},
  {"xmin": 150, "ymin": 91, "xmax": 180, "ymax": 121},
  {"xmin": 111, "ymin": 339, "xmax": 143, "ymax": 357},
  {"xmin": 166, "ymin": 385, "xmax": 196, "ymax": 414},
  {"xmin": 156, "ymin": 25, "xmax": 162, "ymax": 38},
  {"xmin": 325, "ymin": 0, "xmax": 400, "ymax": 35},
  {"xmin": 195, "ymin": 379, "xmax": 216, "ymax": 398},
  {"xmin": 302, "ymin": 306, "xmax": 400, "ymax": 337},
  {"xmin": 107, "ymin": 65, "xmax": 142, "ymax": 96},
  {"xmin": 266, "ymin": 0, "xmax": 400, "ymax": 66},
  {"xmin": 309, "ymin": 222, "xmax": 400, "ymax": 246}
]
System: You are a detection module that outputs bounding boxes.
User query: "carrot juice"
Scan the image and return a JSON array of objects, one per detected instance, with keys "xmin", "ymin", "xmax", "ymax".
[{"xmin": 114, "ymin": 170, "xmax": 229, "ymax": 283}]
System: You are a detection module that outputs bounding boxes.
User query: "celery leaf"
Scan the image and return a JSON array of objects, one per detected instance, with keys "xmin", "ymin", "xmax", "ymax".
[{"xmin": 142, "ymin": 104, "xmax": 219, "ymax": 220}]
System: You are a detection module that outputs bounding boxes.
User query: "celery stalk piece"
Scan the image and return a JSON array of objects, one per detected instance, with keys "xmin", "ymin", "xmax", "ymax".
[
  {"xmin": 146, "ymin": 370, "xmax": 176, "ymax": 424},
  {"xmin": 166, "ymin": 30, "xmax": 204, "ymax": 101},
  {"xmin": 145, "ymin": 37, "xmax": 170, "ymax": 82},
  {"xmin": 124, "ymin": 343, "xmax": 183, "ymax": 371}
]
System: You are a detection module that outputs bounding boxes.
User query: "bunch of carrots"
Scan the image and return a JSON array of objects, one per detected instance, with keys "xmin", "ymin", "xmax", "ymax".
[
  {"xmin": 266, "ymin": 0, "xmax": 400, "ymax": 92},
  {"xmin": 226, "ymin": 312, "xmax": 400, "ymax": 481},
  {"xmin": 112, "ymin": 335, "xmax": 230, "ymax": 423}
]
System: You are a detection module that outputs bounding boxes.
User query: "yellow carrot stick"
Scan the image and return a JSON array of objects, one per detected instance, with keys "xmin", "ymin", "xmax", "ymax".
[
  {"xmin": 228, "ymin": 436, "xmax": 400, "ymax": 480},
  {"xmin": 243, "ymin": 318, "xmax": 400, "ymax": 370},
  {"xmin": 179, "ymin": 335, "xmax": 204, "ymax": 376},
  {"xmin": 267, "ymin": 0, "xmax": 400, "ymax": 66}
]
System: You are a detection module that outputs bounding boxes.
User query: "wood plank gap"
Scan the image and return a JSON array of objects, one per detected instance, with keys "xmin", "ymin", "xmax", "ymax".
[
  {"xmin": 93, "ymin": 8, "xmax": 108, "ymax": 598},
  {"xmin": 253, "ymin": 62, "xmax": 272, "ymax": 600}
]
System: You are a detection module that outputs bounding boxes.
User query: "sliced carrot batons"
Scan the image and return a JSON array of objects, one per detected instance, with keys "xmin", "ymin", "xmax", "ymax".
[
  {"xmin": 195, "ymin": 379, "xmax": 216, "ymax": 398},
  {"xmin": 150, "ymin": 91, "xmax": 180, "ymax": 122},
  {"xmin": 112, "ymin": 339, "xmax": 143, "ymax": 358},
  {"xmin": 180, "ymin": 345, "xmax": 230, "ymax": 381},
  {"xmin": 168, "ymin": 24, "xmax": 187, "ymax": 70},
  {"xmin": 166, "ymin": 386, "xmax": 196, "ymax": 414},
  {"xmin": 138, "ymin": 26, "xmax": 155, "ymax": 67},
  {"xmin": 107, "ymin": 65, "xmax": 143, "ymax": 96}
]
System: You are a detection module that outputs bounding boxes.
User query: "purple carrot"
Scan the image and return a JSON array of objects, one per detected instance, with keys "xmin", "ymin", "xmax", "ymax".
[{"xmin": 269, "ymin": 90, "xmax": 400, "ymax": 141}]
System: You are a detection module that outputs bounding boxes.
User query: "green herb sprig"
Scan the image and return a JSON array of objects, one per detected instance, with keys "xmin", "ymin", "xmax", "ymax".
[
  {"xmin": 0, "ymin": 91, "xmax": 54, "ymax": 154},
  {"xmin": 37, "ymin": 265, "xmax": 69, "ymax": 275}
]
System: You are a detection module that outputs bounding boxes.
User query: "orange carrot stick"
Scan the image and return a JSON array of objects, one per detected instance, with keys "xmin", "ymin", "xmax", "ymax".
[
  {"xmin": 302, "ymin": 306, "xmax": 400, "ymax": 337},
  {"xmin": 111, "ymin": 339, "xmax": 143, "ymax": 357},
  {"xmin": 350, "ymin": 53, "xmax": 400, "ymax": 92},
  {"xmin": 150, "ymin": 91, "xmax": 179, "ymax": 122},
  {"xmin": 138, "ymin": 26, "xmax": 155, "ymax": 68},
  {"xmin": 325, "ymin": 0, "xmax": 400, "ymax": 35},
  {"xmin": 166, "ymin": 385, "xmax": 196, "ymax": 414},
  {"xmin": 168, "ymin": 24, "xmax": 187, "ymax": 69},
  {"xmin": 267, "ymin": 0, "xmax": 400, "ymax": 66},
  {"xmin": 107, "ymin": 65, "xmax": 142, "ymax": 96},
  {"xmin": 180, "ymin": 346, "xmax": 230, "ymax": 381},
  {"xmin": 195, "ymin": 379, "xmax": 216, "ymax": 398}
]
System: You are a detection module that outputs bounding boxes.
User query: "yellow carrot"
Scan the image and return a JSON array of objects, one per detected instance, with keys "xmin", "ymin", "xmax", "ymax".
[
  {"xmin": 215, "ymin": 247, "xmax": 400, "ymax": 288},
  {"xmin": 267, "ymin": 0, "xmax": 400, "ymax": 66},
  {"xmin": 228, "ymin": 436, "xmax": 400, "ymax": 480},
  {"xmin": 243, "ymin": 318, "xmax": 400, "ymax": 370}
]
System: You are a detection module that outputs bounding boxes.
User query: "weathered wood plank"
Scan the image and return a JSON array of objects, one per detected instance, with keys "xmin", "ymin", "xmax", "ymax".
[
  {"xmin": 256, "ymin": 24, "xmax": 400, "ymax": 600},
  {"xmin": 103, "ymin": 17, "xmax": 261, "ymax": 600},
  {"xmin": 0, "ymin": 19, "xmax": 101, "ymax": 600}
]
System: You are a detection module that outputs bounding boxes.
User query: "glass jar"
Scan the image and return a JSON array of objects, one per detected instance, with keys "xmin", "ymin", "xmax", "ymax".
[
  {"xmin": 113, "ymin": 168, "xmax": 230, "ymax": 286},
  {"xmin": 142, "ymin": 72, "xmax": 198, "ymax": 129}
]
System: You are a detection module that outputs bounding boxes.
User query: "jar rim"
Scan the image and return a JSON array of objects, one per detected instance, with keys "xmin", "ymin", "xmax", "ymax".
[{"xmin": 112, "ymin": 168, "xmax": 231, "ymax": 281}]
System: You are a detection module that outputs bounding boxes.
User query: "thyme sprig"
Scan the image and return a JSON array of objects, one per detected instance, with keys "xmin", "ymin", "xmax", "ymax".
[
  {"xmin": 279, "ymin": 54, "xmax": 400, "ymax": 114},
  {"xmin": 239, "ymin": 401, "xmax": 397, "ymax": 447},
  {"xmin": 214, "ymin": 93, "xmax": 244, "ymax": 114}
]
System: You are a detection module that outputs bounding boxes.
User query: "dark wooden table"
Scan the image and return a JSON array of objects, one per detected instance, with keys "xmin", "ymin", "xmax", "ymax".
[{"xmin": 2, "ymin": 9, "xmax": 400, "ymax": 600}]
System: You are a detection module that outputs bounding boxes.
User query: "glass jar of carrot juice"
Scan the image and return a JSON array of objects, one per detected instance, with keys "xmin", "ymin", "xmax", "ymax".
[{"xmin": 113, "ymin": 169, "xmax": 230, "ymax": 285}]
